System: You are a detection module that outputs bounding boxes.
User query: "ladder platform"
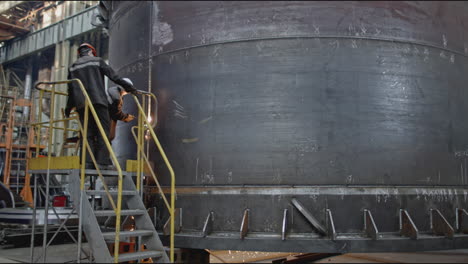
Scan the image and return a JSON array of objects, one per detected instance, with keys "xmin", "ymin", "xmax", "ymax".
[
  {"xmin": 86, "ymin": 190, "xmax": 137, "ymax": 196},
  {"xmin": 102, "ymin": 230, "xmax": 154, "ymax": 239},
  {"xmin": 82, "ymin": 169, "xmax": 125, "ymax": 176},
  {"xmin": 94, "ymin": 209, "xmax": 146, "ymax": 217},
  {"xmin": 29, "ymin": 169, "xmax": 77, "ymax": 174},
  {"xmin": 28, "ymin": 169, "xmax": 131, "ymax": 176},
  {"xmin": 116, "ymin": 251, "xmax": 164, "ymax": 263}
]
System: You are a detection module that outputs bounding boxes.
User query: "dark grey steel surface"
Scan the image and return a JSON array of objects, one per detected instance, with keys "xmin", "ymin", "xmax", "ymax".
[{"xmin": 105, "ymin": 1, "xmax": 468, "ymax": 252}]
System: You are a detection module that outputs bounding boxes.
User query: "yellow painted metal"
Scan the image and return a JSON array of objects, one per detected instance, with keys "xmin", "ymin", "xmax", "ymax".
[
  {"xmin": 75, "ymin": 119, "xmax": 117, "ymax": 211},
  {"xmin": 46, "ymin": 84, "xmax": 56, "ymax": 185},
  {"xmin": 132, "ymin": 95, "xmax": 176, "ymax": 262},
  {"xmin": 29, "ymin": 156, "xmax": 80, "ymax": 170},
  {"xmin": 37, "ymin": 125, "xmax": 79, "ymax": 131},
  {"xmin": 34, "ymin": 79, "xmax": 124, "ymax": 263},
  {"xmin": 126, "ymin": 159, "xmax": 152, "ymax": 173},
  {"xmin": 126, "ymin": 160, "xmax": 138, "ymax": 172},
  {"xmin": 35, "ymin": 89, "xmax": 43, "ymax": 156},
  {"xmin": 35, "ymin": 88, "xmax": 68, "ymax": 96},
  {"xmin": 130, "ymin": 127, "xmax": 170, "ymax": 211},
  {"xmin": 31, "ymin": 117, "xmax": 79, "ymax": 126},
  {"xmin": 80, "ymin": 100, "xmax": 89, "ymax": 191}
]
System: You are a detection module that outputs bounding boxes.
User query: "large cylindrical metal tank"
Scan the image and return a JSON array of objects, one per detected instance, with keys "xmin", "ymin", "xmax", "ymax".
[{"xmin": 105, "ymin": 1, "xmax": 468, "ymax": 252}]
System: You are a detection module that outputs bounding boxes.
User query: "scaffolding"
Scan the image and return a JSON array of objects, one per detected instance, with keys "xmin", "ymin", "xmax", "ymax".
[{"xmin": 0, "ymin": 66, "xmax": 43, "ymax": 206}]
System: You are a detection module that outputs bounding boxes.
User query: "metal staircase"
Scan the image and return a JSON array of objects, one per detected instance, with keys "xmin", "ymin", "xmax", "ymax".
[
  {"xmin": 28, "ymin": 79, "xmax": 175, "ymax": 263},
  {"xmin": 56, "ymin": 167, "xmax": 169, "ymax": 263}
]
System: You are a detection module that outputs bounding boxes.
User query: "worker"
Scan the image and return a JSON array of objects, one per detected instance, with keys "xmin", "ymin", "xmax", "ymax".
[
  {"xmin": 105, "ymin": 78, "xmax": 136, "ymax": 141},
  {"xmin": 65, "ymin": 43, "xmax": 137, "ymax": 170}
]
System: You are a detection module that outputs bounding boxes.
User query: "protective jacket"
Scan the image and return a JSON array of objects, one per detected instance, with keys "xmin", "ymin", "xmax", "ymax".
[{"xmin": 66, "ymin": 55, "xmax": 135, "ymax": 110}]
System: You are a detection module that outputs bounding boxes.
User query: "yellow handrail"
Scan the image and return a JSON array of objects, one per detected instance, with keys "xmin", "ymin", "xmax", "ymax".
[
  {"xmin": 132, "ymin": 93, "xmax": 176, "ymax": 262},
  {"xmin": 130, "ymin": 126, "xmax": 170, "ymax": 210},
  {"xmin": 34, "ymin": 79, "xmax": 124, "ymax": 263}
]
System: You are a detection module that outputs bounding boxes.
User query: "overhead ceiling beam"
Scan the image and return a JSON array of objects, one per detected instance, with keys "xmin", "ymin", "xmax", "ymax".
[
  {"xmin": 0, "ymin": 28, "xmax": 15, "ymax": 41},
  {"xmin": 0, "ymin": 20, "xmax": 28, "ymax": 33},
  {"xmin": 0, "ymin": 1, "xmax": 25, "ymax": 15}
]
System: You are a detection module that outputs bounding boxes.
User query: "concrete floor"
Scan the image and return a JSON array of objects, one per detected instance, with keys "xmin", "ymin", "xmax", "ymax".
[
  {"xmin": 0, "ymin": 243, "xmax": 91, "ymax": 263},
  {"xmin": 209, "ymin": 250, "xmax": 468, "ymax": 263},
  {"xmin": 1, "ymin": 244, "xmax": 468, "ymax": 263},
  {"xmin": 315, "ymin": 251, "xmax": 468, "ymax": 263}
]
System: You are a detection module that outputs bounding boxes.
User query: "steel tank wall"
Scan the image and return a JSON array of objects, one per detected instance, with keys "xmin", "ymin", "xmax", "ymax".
[{"xmin": 106, "ymin": 1, "xmax": 468, "ymax": 252}]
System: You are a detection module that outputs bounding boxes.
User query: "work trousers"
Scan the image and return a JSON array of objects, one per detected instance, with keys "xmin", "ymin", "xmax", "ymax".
[{"xmin": 77, "ymin": 105, "xmax": 112, "ymax": 166}]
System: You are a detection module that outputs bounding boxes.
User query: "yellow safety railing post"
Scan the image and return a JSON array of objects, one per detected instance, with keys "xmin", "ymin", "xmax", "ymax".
[
  {"xmin": 131, "ymin": 94, "xmax": 175, "ymax": 262},
  {"xmin": 130, "ymin": 126, "xmax": 170, "ymax": 211},
  {"xmin": 35, "ymin": 89, "xmax": 44, "ymax": 156},
  {"xmin": 34, "ymin": 79, "xmax": 124, "ymax": 263},
  {"xmin": 80, "ymin": 100, "xmax": 89, "ymax": 190},
  {"xmin": 42, "ymin": 83, "xmax": 57, "ymax": 262}
]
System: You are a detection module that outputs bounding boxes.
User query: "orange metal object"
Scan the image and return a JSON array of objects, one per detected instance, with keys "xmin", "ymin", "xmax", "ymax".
[{"xmin": 0, "ymin": 94, "xmax": 42, "ymax": 206}]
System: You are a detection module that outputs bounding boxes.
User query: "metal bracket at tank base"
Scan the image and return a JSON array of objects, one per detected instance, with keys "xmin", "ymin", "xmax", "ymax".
[
  {"xmin": 363, "ymin": 209, "xmax": 379, "ymax": 240},
  {"xmin": 164, "ymin": 208, "xmax": 182, "ymax": 235},
  {"xmin": 326, "ymin": 209, "xmax": 337, "ymax": 241},
  {"xmin": 202, "ymin": 212, "xmax": 214, "ymax": 237},
  {"xmin": 399, "ymin": 209, "xmax": 419, "ymax": 240},
  {"xmin": 240, "ymin": 209, "xmax": 249, "ymax": 240},
  {"xmin": 456, "ymin": 208, "xmax": 468, "ymax": 234},
  {"xmin": 291, "ymin": 198, "xmax": 327, "ymax": 235},
  {"xmin": 430, "ymin": 209, "xmax": 454, "ymax": 239},
  {"xmin": 282, "ymin": 209, "xmax": 288, "ymax": 241}
]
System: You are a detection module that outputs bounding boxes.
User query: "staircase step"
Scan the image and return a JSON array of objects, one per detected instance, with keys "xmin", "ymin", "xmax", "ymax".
[
  {"xmin": 117, "ymin": 251, "xmax": 163, "ymax": 262},
  {"xmin": 102, "ymin": 230, "xmax": 154, "ymax": 239},
  {"xmin": 84, "ymin": 169, "xmax": 125, "ymax": 176},
  {"xmin": 94, "ymin": 209, "xmax": 145, "ymax": 217},
  {"xmin": 86, "ymin": 190, "xmax": 137, "ymax": 196}
]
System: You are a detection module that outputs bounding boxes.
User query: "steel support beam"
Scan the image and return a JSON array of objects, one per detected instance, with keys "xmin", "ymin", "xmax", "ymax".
[{"xmin": 0, "ymin": 5, "xmax": 99, "ymax": 64}]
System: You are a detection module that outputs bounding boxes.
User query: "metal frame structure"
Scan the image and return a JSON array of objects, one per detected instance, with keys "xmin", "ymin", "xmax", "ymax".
[
  {"xmin": 28, "ymin": 79, "xmax": 175, "ymax": 263},
  {"xmin": 130, "ymin": 91, "xmax": 176, "ymax": 261},
  {"xmin": 0, "ymin": 5, "xmax": 100, "ymax": 64},
  {"xmin": 0, "ymin": 86, "xmax": 40, "ymax": 205},
  {"xmin": 29, "ymin": 170, "xmax": 83, "ymax": 263}
]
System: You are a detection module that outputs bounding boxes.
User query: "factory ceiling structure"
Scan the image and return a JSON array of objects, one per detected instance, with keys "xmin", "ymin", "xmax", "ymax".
[{"xmin": 0, "ymin": 1, "xmax": 44, "ymax": 42}]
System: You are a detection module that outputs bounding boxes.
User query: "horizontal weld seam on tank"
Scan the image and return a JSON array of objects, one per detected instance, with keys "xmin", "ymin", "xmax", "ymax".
[
  {"xmin": 116, "ymin": 34, "xmax": 466, "ymax": 73},
  {"xmin": 147, "ymin": 188, "xmax": 466, "ymax": 195},
  {"xmin": 144, "ymin": 184, "xmax": 468, "ymax": 188},
  {"xmin": 155, "ymin": 35, "xmax": 466, "ymax": 57},
  {"xmin": 144, "ymin": 186, "xmax": 468, "ymax": 194}
]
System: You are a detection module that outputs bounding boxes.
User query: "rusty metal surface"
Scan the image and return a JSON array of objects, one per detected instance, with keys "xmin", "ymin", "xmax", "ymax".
[
  {"xmin": 399, "ymin": 209, "xmax": 419, "ymax": 239},
  {"xmin": 431, "ymin": 209, "xmax": 455, "ymax": 238},
  {"xmin": 105, "ymin": 1, "xmax": 468, "ymax": 252}
]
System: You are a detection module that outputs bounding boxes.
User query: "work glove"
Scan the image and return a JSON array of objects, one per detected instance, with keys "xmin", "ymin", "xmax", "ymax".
[
  {"xmin": 130, "ymin": 88, "xmax": 138, "ymax": 96},
  {"xmin": 123, "ymin": 114, "xmax": 135, "ymax": 122},
  {"xmin": 65, "ymin": 107, "xmax": 72, "ymax": 118}
]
